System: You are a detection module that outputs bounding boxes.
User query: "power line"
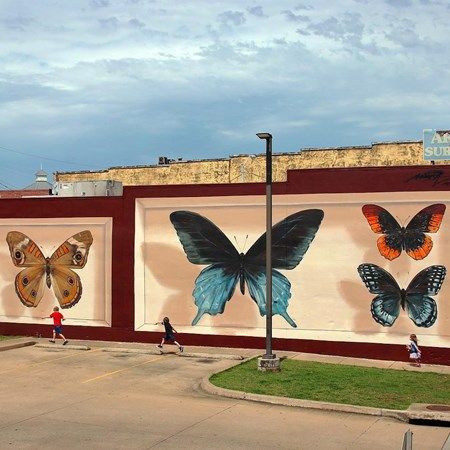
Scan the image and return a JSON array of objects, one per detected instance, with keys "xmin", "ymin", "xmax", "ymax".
[
  {"xmin": 0, "ymin": 179, "xmax": 17, "ymax": 189},
  {"xmin": 0, "ymin": 144, "xmax": 96, "ymax": 168}
]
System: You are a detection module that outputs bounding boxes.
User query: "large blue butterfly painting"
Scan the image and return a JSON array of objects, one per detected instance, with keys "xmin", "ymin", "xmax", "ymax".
[
  {"xmin": 170, "ymin": 209, "xmax": 324, "ymax": 327},
  {"xmin": 357, "ymin": 263, "xmax": 446, "ymax": 327}
]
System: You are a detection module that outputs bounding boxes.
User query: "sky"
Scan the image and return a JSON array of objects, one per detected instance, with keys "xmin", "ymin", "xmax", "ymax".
[{"xmin": 0, "ymin": 0, "xmax": 449, "ymax": 189}]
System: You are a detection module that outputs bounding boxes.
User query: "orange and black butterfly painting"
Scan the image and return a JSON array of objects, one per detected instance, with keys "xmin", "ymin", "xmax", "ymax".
[
  {"xmin": 362, "ymin": 204, "xmax": 446, "ymax": 260},
  {"xmin": 6, "ymin": 230, "xmax": 93, "ymax": 308}
]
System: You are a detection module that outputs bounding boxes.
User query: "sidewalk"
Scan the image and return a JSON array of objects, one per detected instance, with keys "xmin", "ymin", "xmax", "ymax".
[
  {"xmin": 5, "ymin": 337, "xmax": 448, "ymax": 373},
  {"xmin": 1, "ymin": 336, "xmax": 449, "ymax": 424}
]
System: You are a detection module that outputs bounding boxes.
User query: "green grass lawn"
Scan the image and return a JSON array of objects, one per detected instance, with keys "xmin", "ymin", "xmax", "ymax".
[
  {"xmin": 210, "ymin": 358, "xmax": 450, "ymax": 410},
  {"xmin": 0, "ymin": 335, "xmax": 19, "ymax": 341}
]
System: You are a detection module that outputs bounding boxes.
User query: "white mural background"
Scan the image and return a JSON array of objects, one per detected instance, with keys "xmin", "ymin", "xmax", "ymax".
[
  {"xmin": 0, "ymin": 218, "xmax": 112, "ymax": 327},
  {"xmin": 135, "ymin": 192, "xmax": 450, "ymax": 348}
]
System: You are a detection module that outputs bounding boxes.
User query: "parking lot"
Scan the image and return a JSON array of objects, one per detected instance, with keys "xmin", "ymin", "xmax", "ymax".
[{"xmin": 0, "ymin": 343, "xmax": 449, "ymax": 449}]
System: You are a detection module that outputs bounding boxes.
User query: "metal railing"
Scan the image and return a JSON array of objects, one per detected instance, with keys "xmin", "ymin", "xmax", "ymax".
[{"xmin": 402, "ymin": 431, "xmax": 450, "ymax": 450}]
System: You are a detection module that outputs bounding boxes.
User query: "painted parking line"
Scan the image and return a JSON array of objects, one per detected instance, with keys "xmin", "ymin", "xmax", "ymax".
[
  {"xmin": 0, "ymin": 348, "xmax": 102, "ymax": 375},
  {"xmin": 82, "ymin": 355, "xmax": 165, "ymax": 384}
]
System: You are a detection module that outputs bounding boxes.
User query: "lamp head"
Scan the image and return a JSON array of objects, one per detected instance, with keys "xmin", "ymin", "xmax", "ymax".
[{"xmin": 256, "ymin": 132, "xmax": 272, "ymax": 140}]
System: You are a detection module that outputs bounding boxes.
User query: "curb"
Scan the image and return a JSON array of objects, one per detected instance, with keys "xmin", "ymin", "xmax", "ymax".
[
  {"xmin": 100, "ymin": 347, "xmax": 243, "ymax": 360},
  {"xmin": 407, "ymin": 404, "xmax": 450, "ymax": 422},
  {"xmin": 180, "ymin": 352, "xmax": 243, "ymax": 361},
  {"xmin": 200, "ymin": 358, "xmax": 410, "ymax": 422},
  {"xmin": 201, "ymin": 375, "xmax": 408, "ymax": 422},
  {"xmin": 0, "ymin": 340, "xmax": 36, "ymax": 352},
  {"xmin": 101, "ymin": 347, "xmax": 161, "ymax": 355},
  {"xmin": 35, "ymin": 343, "xmax": 90, "ymax": 351}
]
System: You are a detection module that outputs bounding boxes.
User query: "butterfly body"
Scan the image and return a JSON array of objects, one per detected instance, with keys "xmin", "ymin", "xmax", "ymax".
[
  {"xmin": 6, "ymin": 230, "xmax": 93, "ymax": 309},
  {"xmin": 362, "ymin": 203, "xmax": 446, "ymax": 260},
  {"xmin": 44, "ymin": 257, "xmax": 52, "ymax": 288},
  {"xmin": 358, "ymin": 263, "xmax": 445, "ymax": 327},
  {"xmin": 399, "ymin": 288, "xmax": 407, "ymax": 310},
  {"xmin": 238, "ymin": 253, "xmax": 246, "ymax": 294}
]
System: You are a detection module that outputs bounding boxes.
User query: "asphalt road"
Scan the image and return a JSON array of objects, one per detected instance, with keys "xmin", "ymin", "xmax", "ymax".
[{"xmin": 0, "ymin": 345, "xmax": 448, "ymax": 449}]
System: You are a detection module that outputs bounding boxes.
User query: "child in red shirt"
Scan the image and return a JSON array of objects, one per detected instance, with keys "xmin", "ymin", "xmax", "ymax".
[{"xmin": 42, "ymin": 306, "xmax": 69, "ymax": 345}]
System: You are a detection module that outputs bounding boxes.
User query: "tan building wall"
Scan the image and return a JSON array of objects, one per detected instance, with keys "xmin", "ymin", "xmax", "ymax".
[{"xmin": 55, "ymin": 141, "xmax": 446, "ymax": 186}]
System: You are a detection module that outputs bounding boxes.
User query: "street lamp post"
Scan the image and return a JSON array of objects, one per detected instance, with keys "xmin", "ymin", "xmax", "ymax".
[{"xmin": 256, "ymin": 132, "xmax": 280, "ymax": 372}]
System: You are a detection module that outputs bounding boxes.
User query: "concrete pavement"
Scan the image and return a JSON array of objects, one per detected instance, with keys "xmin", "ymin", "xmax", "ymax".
[{"xmin": 0, "ymin": 337, "xmax": 448, "ymax": 449}]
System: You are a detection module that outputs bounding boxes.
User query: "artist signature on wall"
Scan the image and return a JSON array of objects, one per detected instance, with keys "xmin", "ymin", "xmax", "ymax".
[{"xmin": 407, "ymin": 170, "xmax": 450, "ymax": 187}]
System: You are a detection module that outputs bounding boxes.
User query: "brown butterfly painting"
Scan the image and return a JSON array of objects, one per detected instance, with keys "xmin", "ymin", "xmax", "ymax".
[{"xmin": 6, "ymin": 230, "xmax": 93, "ymax": 308}]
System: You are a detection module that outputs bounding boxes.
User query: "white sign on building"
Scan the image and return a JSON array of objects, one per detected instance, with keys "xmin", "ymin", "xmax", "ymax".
[{"xmin": 423, "ymin": 129, "xmax": 450, "ymax": 160}]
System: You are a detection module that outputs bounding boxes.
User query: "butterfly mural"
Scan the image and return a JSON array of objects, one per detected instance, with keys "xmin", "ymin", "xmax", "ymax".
[
  {"xmin": 6, "ymin": 230, "xmax": 93, "ymax": 309},
  {"xmin": 357, "ymin": 263, "xmax": 446, "ymax": 327},
  {"xmin": 361, "ymin": 203, "xmax": 446, "ymax": 260},
  {"xmin": 170, "ymin": 209, "xmax": 324, "ymax": 327}
]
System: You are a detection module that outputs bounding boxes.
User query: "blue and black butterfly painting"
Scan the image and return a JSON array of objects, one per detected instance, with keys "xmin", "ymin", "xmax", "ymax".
[
  {"xmin": 357, "ymin": 263, "xmax": 446, "ymax": 327},
  {"xmin": 170, "ymin": 209, "xmax": 324, "ymax": 327}
]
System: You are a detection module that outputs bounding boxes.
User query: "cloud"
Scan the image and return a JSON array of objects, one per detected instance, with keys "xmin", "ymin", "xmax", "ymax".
[
  {"xmin": 1, "ymin": 15, "xmax": 33, "ymax": 31},
  {"xmin": 128, "ymin": 18, "xmax": 146, "ymax": 28},
  {"xmin": 384, "ymin": 19, "xmax": 434, "ymax": 49},
  {"xmin": 218, "ymin": 11, "xmax": 246, "ymax": 27},
  {"xmin": 294, "ymin": 4, "xmax": 313, "ymax": 10},
  {"xmin": 91, "ymin": 0, "xmax": 110, "ymax": 7},
  {"xmin": 282, "ymin": 10, "xmax": 310, "ymax": 22},
  {"xmin": 247, "ymin": 6, "xmax": 265, "ymax": 17},
  {"xmin": 385, "ymin": 0, "xmax": 413, "ymax": 6},
  {"xmin": 307, "ymin": 13, "xmax": 364, "ymax": 43},
  {"xmin": 0, "ymin": 0, "xmax": 449, "ymax": 188},
  {"xmin": 98, "ymin": 17, "xmax": 120, "ymax": 30}
]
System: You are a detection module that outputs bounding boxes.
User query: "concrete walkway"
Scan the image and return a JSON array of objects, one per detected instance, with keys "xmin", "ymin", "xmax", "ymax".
[
  {"xmin": 0, "ymin": 337, "xmax": 448, "ymax": 449},
  {"xmin": 9, "ymin": 336, "xmax": 449, "ymax": 373}
]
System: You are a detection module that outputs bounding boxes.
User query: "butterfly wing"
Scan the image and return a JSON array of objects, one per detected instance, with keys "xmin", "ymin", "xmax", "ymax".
[
  {"xmin": 357, "ymin": 264, "xmax": 402, "ymax": 326},
  {"xmin": 362, "ymin": 205, "xmax": 402, "ymax": 260},
  {"xmin": 49, "ymin": 230, "xmax": 93, "ymax": 308},
  {"xmin": 6, "ymin": 231, "xmax": 47, "ymax": 307},
  {"xmin": 191, "ymin": 264, "xmax": 240, "ymax": 325},
  {"xmin": 404, "ymin": 204, "xmax": 446, "ymax": 260},
  {"xmin": 49, "ymin": 230, "xmax": 93, "ymax": 268},
  {"xmin": 6, "ymin": 231, "xmax": 46, "ymax": 266},
  {"xmin": 245, "ymin": 267, "xmax": 297, "ymax": 327},
  {"xmin": 14, "ymin": 266, "xmax": 46, "ymax": 307},
  {"xmin": 170, "ymin": 211, "xmax": 241, "ymax": 324},
  {"xmin": 245, "ymin": 209, "xmax": 324, "ymax": 269},
  {"xmin": 170, "ymin": 211, "xmax": 240, "ymax": 264},
  {"xmin": 50, "ymin": 268, "xmax": 82, "ymax": 309},
  {"xmin": 243, "ymin": 209, "xmax": 324, "ymax": 327},
  {"xmin": 404, "ymin": 265, "xmax": 446, "ymax": 327}
]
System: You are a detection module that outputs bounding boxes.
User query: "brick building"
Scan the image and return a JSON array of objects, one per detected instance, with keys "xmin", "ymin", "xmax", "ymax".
[{"xmin": 54, "ymin": 140, "xmax": 443, "ymax": 186}]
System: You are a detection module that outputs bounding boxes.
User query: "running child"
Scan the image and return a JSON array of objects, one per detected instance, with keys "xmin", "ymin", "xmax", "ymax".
[
  {"xmin": 406, "ymin": 333, "xmax": 421, "ymax": 367},
  {"xmin": 42, "ymin": 306, "xmax": 69, "ymax": 345},
  {"xmin": 154, "ymin": 317, "xmax": 183, "ymax": 352}
]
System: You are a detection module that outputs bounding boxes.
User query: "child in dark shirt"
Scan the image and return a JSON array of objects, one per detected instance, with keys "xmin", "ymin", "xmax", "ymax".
[
  {"xmin": 42, "ymin": 306, "xmax": 69, "ymax": 345},
  {"xmin": 155, "ymin": 317, "xmax": 183, "ymax": 352}
]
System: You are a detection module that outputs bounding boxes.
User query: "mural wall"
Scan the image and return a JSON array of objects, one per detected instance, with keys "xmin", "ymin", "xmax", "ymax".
[
  {"xmin": 135, "ymin": 192, "xmax": 450, "ymax": 349},
  {"xmin": 1, "ymin": 165, "xmax": 450, "ymax": 363},
  {"xmin": 0, "ymin": 218, "xmax": 112, "ymax": 327}
]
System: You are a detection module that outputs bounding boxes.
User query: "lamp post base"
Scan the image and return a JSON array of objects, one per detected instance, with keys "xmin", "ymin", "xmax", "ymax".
[{"xmin": 257, "ymin": 355, "xmax": 281, "ymax": 372}]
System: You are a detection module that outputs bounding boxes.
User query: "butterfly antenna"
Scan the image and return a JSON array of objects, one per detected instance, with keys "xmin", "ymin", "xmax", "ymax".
[
  {"xmin": 233, "ymin": 235, "xmax": 249, "ymax": 252},
  {"xmin": 243, "ymin": 235, "xmax": 249, "ymax": 252},
  {"xmin": 403, "ymin": 213, "xmax": 411, "ymax": 227}
]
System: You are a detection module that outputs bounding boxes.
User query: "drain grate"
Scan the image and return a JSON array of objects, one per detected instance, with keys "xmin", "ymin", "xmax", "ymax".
[{"xmin": 425, "ymin": 405, "xmax": 450, "ymax": 412}]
